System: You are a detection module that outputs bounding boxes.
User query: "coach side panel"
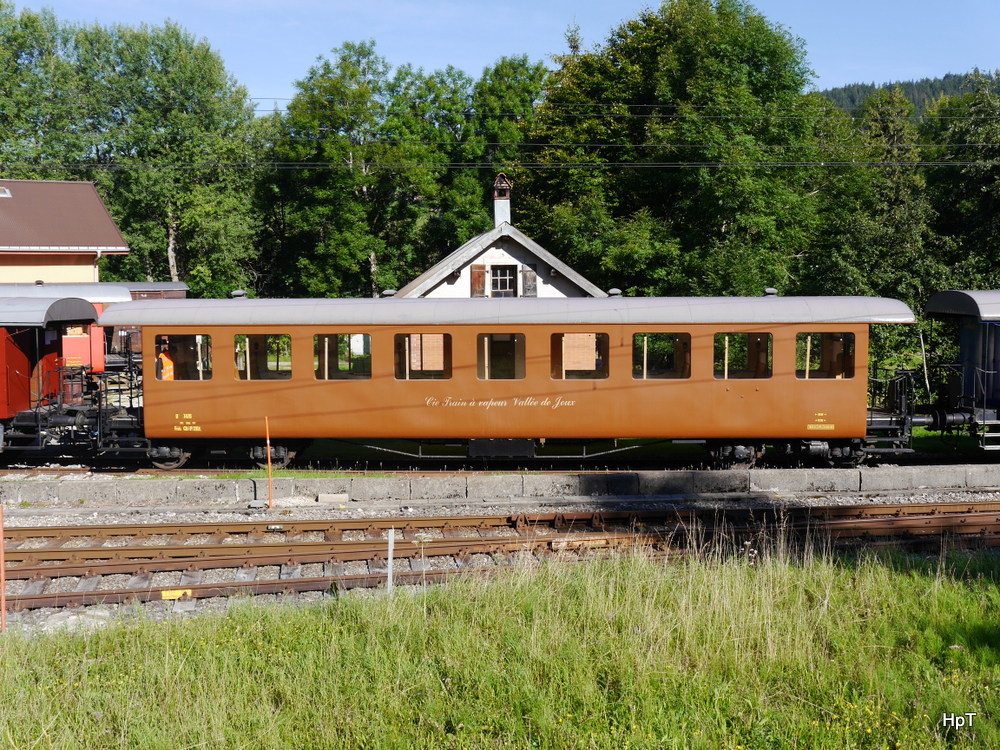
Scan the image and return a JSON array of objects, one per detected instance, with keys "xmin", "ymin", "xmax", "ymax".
[{"xmin": 138, "ymin": 323, "xmax": 871, "ymax": 441}]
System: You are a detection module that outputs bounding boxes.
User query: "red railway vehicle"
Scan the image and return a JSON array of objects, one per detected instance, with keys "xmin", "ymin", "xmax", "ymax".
[
  {"xmin": 0, "ymin": 282, "xmax": 133, "ymax": 373},
  {"xmin": 0, "ymin": 296, "xmax": 101, "ymax": 451}
]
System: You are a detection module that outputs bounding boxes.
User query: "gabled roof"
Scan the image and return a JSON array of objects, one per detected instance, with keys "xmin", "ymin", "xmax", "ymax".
[
  {"xmin": 395, "ymin": 222, "xmax": 607, "ymax": 298},
  {"xmin": 0, "ymin": 179, "xmax": 129, "ymax": 254}
]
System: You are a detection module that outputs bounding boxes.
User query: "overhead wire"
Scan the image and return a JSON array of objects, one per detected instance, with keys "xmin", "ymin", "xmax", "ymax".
[
  {"xmin": 4, "ymin": 97, "xmax": 999, "ymax": 171},
  {"xmin": 1, "ymin": 159, "xmax": 998, "ymax": 171}
]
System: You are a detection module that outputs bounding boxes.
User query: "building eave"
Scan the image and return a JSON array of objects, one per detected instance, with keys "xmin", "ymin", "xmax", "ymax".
[{"xmin": 0, "ymin": 246, "xmax": 130, "ymax": 253}]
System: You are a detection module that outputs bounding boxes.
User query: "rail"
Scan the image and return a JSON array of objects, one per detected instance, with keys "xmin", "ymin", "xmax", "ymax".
[{"xmin": 5, "ymin": 503, "xmax": 1000, "ymax": 613}]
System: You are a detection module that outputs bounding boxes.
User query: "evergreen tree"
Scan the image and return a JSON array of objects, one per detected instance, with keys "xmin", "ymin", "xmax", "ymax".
[{"xmin": 924, "ymin": 71, "xmax": 1000, "ymax": 289}]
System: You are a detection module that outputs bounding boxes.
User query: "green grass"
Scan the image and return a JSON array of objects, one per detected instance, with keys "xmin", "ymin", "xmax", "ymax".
[{"xmin": 1, "ymin": 545, "xmax": 998, "ymax": 748}]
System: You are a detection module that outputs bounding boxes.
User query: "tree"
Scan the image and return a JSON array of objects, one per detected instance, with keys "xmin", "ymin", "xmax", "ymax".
[
  {"xmin": 262, "ymin": 41, "xmax": 405, "ymax": 297},
  {"xmin": 471, "ymin": 55, "xmax": 548, "ymax": 179},
  {"xmin": 795, "ymin": 89, "xmax": 952, "ymax": 366},
  {"xmin": 0, "ymin": 3, "xmax": 79, "ymax": 179},
  {"xmin": 82, "ymin": 22, "xmax": 261, "ymax": 297},
  {"xmin": 924, "ymin": 71, "xmax": 1000, "ymax": 290},
  {"xmin": 520, "ymin": 0, "xmax": 821, "ymax": 297},
  {"xmin": 0, "ymin": 3, "xmax": 262, "ymax": 297},
  {"xmin": 263, "ymin": 42, "xmax": 530, "ymax": 297},
  {"xmin": 799, "ymin": 89, "xmax": 949, "ymax": 299}
]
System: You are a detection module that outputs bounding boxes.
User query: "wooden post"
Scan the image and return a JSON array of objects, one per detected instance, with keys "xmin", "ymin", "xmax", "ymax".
[
  {"xmin": 387, "ymin": 528, "xmax": 395, "ymax": 591},
  {"xmin": 1, "ymin": 505, "xmax": 7, "ymax": 633},
  {"xmin": 265, "ymin": 417, "xmax": 273, "ymax": 510}
]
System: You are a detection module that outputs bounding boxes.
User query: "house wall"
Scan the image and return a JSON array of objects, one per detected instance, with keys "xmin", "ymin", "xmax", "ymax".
[
  {"xmin": 0, "ymin": 254, "xmax": 97, "ymax": 283},
  {"xmin": 422, "ymin": 240, "xmax": 590, "ymax": 299}
]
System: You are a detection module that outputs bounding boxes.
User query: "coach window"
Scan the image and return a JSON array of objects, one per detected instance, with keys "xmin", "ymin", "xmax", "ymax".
[
  {"xmin": 154, "ymin": 334, "xmax": 212, "ymax": 381},
  {"xmin": 395, "ymin": 333, "xmax": 452, "ymax": 380},
  {"xmin": 315, "ymin": 334, "xmax": 371, "ymax": 380},
  {"xmin": 234, "ymin": 334, "xmax": 292, "ymax": 380},
  {"xmin": 714, "ymin": 333, "xmax": 772, "ymax": 379},
  {"xmin": 550, "ymin": 333, "xmax": 609, "ymax": 379},
  {"xmin": 633, "ymin": 333, "xmax": 691, "ymax": 379},
  {"xmin": 796, "ymin": 333, "xmax": 854, "ymax": 379},
  {"xmin": 477, "ymin": 333, "xmax": 526, "ymax": 380}
]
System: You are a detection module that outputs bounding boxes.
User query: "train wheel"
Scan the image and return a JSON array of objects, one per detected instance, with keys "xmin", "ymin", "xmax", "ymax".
[
  {"xmin": 150, "ymin": 447, "xmax": 191, "ymax": 470},
  {"xmin": 708, "ymin": 443, "xmax": 760, "ymax": 469},
  {"xmin": 250, "ymin": 444, "xmax": 296, "ymax": 470},
  {"xmin": 828, "ymin": 440, "xmax": 866, "ymax": 468}
]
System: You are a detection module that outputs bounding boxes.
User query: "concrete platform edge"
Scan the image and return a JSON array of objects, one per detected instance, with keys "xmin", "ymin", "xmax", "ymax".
[{"xmin": 2, "ymin": 465, "xmax": 998, "ymax": 508}]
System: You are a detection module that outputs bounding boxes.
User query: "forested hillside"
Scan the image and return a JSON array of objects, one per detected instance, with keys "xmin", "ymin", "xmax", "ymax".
[
  {"xmin": 821, "ymin": 73, "xmax": 974, "ymax": 116},
  {"xmin": 1, "ymin": 0, "xmax": 998, "ymax": 358}
]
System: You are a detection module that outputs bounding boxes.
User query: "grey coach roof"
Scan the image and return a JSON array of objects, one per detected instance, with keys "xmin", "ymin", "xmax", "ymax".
[
  {"xmin": 0, "ymin": 297, "xmax": 97, "ymax": 326},
  {"xmin": 925, "ymin": 290, "xmax": 1000, "ymax": 321},
  {"xmin": 0, "ymin": 282, "xmax": 133, "ymax": 304},
  {"xmin": 98, "ymin": 296, "xmax": 915, "ymax": 327},
  {"xmin": 124, "ymin": 282, "xmax": 190, "ymax": 292}
]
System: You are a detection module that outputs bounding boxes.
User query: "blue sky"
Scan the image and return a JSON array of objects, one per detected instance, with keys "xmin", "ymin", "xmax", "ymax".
[{"xmin": 11, "ymin": 0, "xmax": 1000, "ymax": 109}]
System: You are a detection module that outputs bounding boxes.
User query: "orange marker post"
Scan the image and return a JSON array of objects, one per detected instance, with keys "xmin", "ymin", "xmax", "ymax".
[{"xmin": 265, "ymin": 417, "xmax": 273, "ymax": 510}]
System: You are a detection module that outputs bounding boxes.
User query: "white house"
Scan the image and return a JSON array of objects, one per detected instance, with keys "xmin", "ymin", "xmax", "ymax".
[{"xmin": 395, "ymin": 174, "xmax": 607, "ymax": 299}]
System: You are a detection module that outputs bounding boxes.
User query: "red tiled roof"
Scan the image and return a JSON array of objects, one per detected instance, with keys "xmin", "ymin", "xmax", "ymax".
[{"xmin": 0, "ymin": 179, "xmax": 129, "ymax": 254}]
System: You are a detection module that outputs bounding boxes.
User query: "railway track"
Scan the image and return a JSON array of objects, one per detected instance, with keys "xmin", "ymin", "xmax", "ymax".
[
  {"xmin": 4, "ymin": 502, "xmax": 1000, "ymax": 614},
  {"xmin": 2, "ymin": 512, "xmax": 673, "ymax": 611}
]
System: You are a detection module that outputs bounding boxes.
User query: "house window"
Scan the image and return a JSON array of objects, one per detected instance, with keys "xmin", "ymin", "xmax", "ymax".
[{"xmin": 491, "ymin": 265, "xmax": 518, "ymax": 297}]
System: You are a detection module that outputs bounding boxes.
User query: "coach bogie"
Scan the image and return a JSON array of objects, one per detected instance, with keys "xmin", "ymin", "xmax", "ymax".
[
  {"xmin": 149, "ymin": 445, "xmax": 191, "ymax": 470},
  {"xmin": 250, "ymin": 443, "xmax": 296, "ymax": 469},
  {"xmin": 708, "ymin": 442, "xmax": 763, "ymax": 468}
]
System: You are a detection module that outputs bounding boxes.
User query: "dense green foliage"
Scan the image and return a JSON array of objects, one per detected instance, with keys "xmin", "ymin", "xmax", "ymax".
[
  {"xmin": 0, "ymin": 0, "xmax": 997, "ymax": 343},
  {"xmin": 0, "ymin": 550, "xmax": 997, "ymax": 747},
  {"xmin": 0, "ymin": 4, "xmax": 260, "ymax": 298}
]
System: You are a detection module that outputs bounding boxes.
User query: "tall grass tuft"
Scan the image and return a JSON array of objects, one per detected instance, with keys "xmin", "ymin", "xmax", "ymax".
[{"xmin": 0, "ymin": 538, "xmax": 997, "ymax": 748}]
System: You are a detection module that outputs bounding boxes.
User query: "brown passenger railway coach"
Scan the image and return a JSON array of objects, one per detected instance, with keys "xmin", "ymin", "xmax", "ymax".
[{"xmin": 96, "ymin": 295, "xmax": 915, "ymax": 468}]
